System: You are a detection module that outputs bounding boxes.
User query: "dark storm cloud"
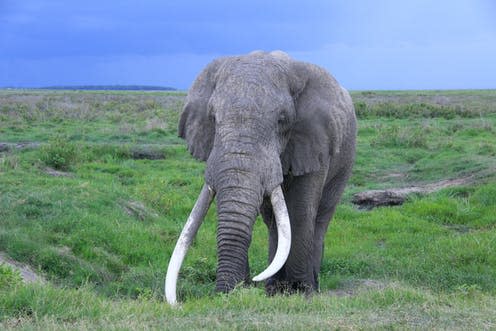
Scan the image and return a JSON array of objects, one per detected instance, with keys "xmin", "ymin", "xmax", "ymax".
[
  {"xmin": 0, "ymin": 0, "xmax": 335, "ymax": 59},
  {"xmin": 1, "ymin": 0, "xmax": 495, "ymax": 89}
]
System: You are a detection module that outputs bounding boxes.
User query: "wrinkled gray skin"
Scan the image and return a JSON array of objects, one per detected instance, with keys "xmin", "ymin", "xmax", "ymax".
[{"xmin": 179, "ymin": 51, "xmax": 356, "ymax": 294}]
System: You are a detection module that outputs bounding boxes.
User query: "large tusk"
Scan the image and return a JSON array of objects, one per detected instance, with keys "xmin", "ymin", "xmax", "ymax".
[
  {"xmin": 165, "ymin": 184, "xmax": 215, "ymax": 305},
  {"xmin": 252, "ymin": 186, "xmax": 291, "ymax": 282}
]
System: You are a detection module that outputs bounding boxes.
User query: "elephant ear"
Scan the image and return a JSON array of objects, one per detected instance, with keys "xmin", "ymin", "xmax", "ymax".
[
  {"xmin": 282, "ymin": 61, "xmax": 347, "ymax": 176},
  {"xmin": 178, "ymin": 58, "xmax": 225, "ymax": 161}
]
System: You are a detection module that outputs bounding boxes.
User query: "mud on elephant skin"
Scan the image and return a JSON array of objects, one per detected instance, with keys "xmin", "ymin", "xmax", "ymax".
[{"xmin": 165, "ymin": 50, "xmax": 356, "ymax": 304}]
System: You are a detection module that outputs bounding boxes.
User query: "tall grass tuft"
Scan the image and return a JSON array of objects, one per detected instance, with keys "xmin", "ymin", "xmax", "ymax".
[
  {"xmin": 40, "ymin": 136, "xmax": 78, "ymax": 170},
  {"xmin": 371, "ymin": 125, "xmax": 428, "ymax": 148},
  {"xmin": 0, "ymin": 264, "xmax": 23, "ymax": 290}
]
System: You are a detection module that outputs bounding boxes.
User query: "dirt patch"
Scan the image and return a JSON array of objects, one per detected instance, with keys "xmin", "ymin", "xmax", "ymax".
[
  {"xmin": 0, "ymin": 252, "xmax": 45, "ymax": 284},
  {"xmin": 44, "ymin": 167, "xmax": 75, "ymax": 178},
  {"xmin": 130, "ymin": 145, "xmax": 166, "ymax": 160},
  {"xmin": 382, "ymin": 172, "xmax": 405, "ymax": 179},
  {"xmin": 444, "ymin": 224, "xmax": 472, "ymax": 234},
  {"xmin": 120, "ymin": 199, "xmax": 159, "ymax": 221},
  {"xmin": 328, "ymin": 279, "xmax": 386, "ymax": 297},
  {"xmin": 352, "ymin": 176, "xmax": 474, "ymax": 210},
  {"xmin": 0, "ymin": 142, "xmax": 41, "ymax": 152}
]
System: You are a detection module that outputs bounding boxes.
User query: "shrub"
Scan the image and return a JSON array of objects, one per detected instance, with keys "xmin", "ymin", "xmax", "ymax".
[
  {"xmin": 40, "ymin": 136, "xmax": 78, "ymax": 170},
  {"xmin": 354, "ymin": 102, "xmax": 474, "ymax": 119},
  {"xmin": 0, "ymin": 154, "xmax": 20, "ymax": 171},
  {"xmin": 371, "ymin": 125, "xmax": 428, "ymax": 148},
  {"xmin": 0, "ymin": 264, "xmax": 23, "ymax": 290}
]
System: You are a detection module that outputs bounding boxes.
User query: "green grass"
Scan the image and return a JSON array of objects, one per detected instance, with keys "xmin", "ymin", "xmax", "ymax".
[
  {"xmin": 1, "ymin": 282, "xmax": 495, "ymax": 330},
  {"xmin": 1, "ymin": 89, "xmax": 496, "ymax": 329}
]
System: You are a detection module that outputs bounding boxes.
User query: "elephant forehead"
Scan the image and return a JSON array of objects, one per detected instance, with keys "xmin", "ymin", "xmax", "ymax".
[
  {"xmin": 209, "ymin": 87, "xmax": 292, "ymax": 116},
  {"xmin": 218, "ymin": 55, "xmax": 290, "ymax": 83}
]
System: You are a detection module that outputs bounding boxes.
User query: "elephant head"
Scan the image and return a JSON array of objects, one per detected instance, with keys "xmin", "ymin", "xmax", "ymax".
[{"xmin": 165, "ymin": 51, "xmax": 355, "ymax": 304}]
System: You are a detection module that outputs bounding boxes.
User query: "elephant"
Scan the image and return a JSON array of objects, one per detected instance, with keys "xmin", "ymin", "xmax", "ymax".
[{"xmin": 165, "ymin": 50, "xmax": 356, "ymax": 304}]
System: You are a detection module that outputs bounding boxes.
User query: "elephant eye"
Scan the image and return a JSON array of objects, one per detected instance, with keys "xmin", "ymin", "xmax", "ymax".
[
  {"xmin": 278, "ymin": 114, "xmax": 287, "ymax": 124},
  {"xmin": 278, "ymin": 108, "xmax": 294, "ymax": 126},
  {"xmin": 207, "ymin": 104, "xmax": 216, "ymax": 122}
]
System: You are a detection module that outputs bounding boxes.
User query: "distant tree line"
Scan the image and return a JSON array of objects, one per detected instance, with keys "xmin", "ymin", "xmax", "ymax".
[{"xmin": 37, "ymin": 85, "xmax": 177, "ymax": 91}]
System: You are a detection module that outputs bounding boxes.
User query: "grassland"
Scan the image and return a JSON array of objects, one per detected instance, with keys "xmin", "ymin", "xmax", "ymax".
[{"xmin": 1, "ymin": 89, "xmax": 496, "ymax": 330}]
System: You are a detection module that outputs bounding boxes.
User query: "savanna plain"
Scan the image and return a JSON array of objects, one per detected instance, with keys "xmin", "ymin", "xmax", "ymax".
[{"xmin": 1, "ymin": 89, "xmax": 495, "ymax": 330}]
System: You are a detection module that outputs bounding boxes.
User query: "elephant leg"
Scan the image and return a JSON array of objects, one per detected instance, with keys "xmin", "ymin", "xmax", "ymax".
[
  {"xmin": 312, "ymin": 167, "xmax": 353, "ymax": 289},
  {"xmin": 271, "ymin": 168, "xmax": 328, "ymax": 294},
  {"xmin": 312, "ymin": 212, "xmax": 334, "ymax": 290}
]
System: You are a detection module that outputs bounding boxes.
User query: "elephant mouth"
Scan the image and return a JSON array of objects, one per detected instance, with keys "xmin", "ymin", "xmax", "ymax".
[{"xmin": 164, "ymin": 184, "xmax": 291, "ymax": 305}]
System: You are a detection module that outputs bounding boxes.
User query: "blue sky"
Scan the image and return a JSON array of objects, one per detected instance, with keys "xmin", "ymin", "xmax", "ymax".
[{"xmin": 1, "ymin": 0, "xmax": 495, "ymax": 90}]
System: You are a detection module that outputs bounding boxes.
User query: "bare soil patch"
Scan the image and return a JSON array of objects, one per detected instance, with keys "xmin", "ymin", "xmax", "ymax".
[
  {"xmin": 120, "ymin": 199, "xmax": 159, "ymax": 221},
  {"xmin": 352, "ymin": 176, "xmax": 474, "ymax": 210},
  {"xmin": 44, "ymin": 167, "xmax": 75, "ymax": 178},
  {"xmin": 0, "ymin": 142, "xmax": 41, "ymax": 152},
  {"xmin": 0, "ymin": 252, "xmax": 45, "ymax": 284},
  {"xmin": 327, "ymin": 279, "xmax": 386, "ymax": 297}
]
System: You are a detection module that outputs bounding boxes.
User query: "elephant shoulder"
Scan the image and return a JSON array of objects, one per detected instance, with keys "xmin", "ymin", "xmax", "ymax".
[{"xmin": 283, "ymin": 61, "xmax": 356, "ymax": 176}]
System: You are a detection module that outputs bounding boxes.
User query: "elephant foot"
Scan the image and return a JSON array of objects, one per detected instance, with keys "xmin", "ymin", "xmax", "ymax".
[{"xmin": 265, "ymin": 278, "xmax": 316, "ymax": 296}]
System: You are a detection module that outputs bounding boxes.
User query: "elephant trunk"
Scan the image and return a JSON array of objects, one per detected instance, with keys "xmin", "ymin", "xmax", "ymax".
[
  {"xmin": 214, "ymin": 170, "xmax": 262, "ymax": 292},
  {"xmin": 213, "ymin": 167, "xmax": 292, "ymax": 291}
]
